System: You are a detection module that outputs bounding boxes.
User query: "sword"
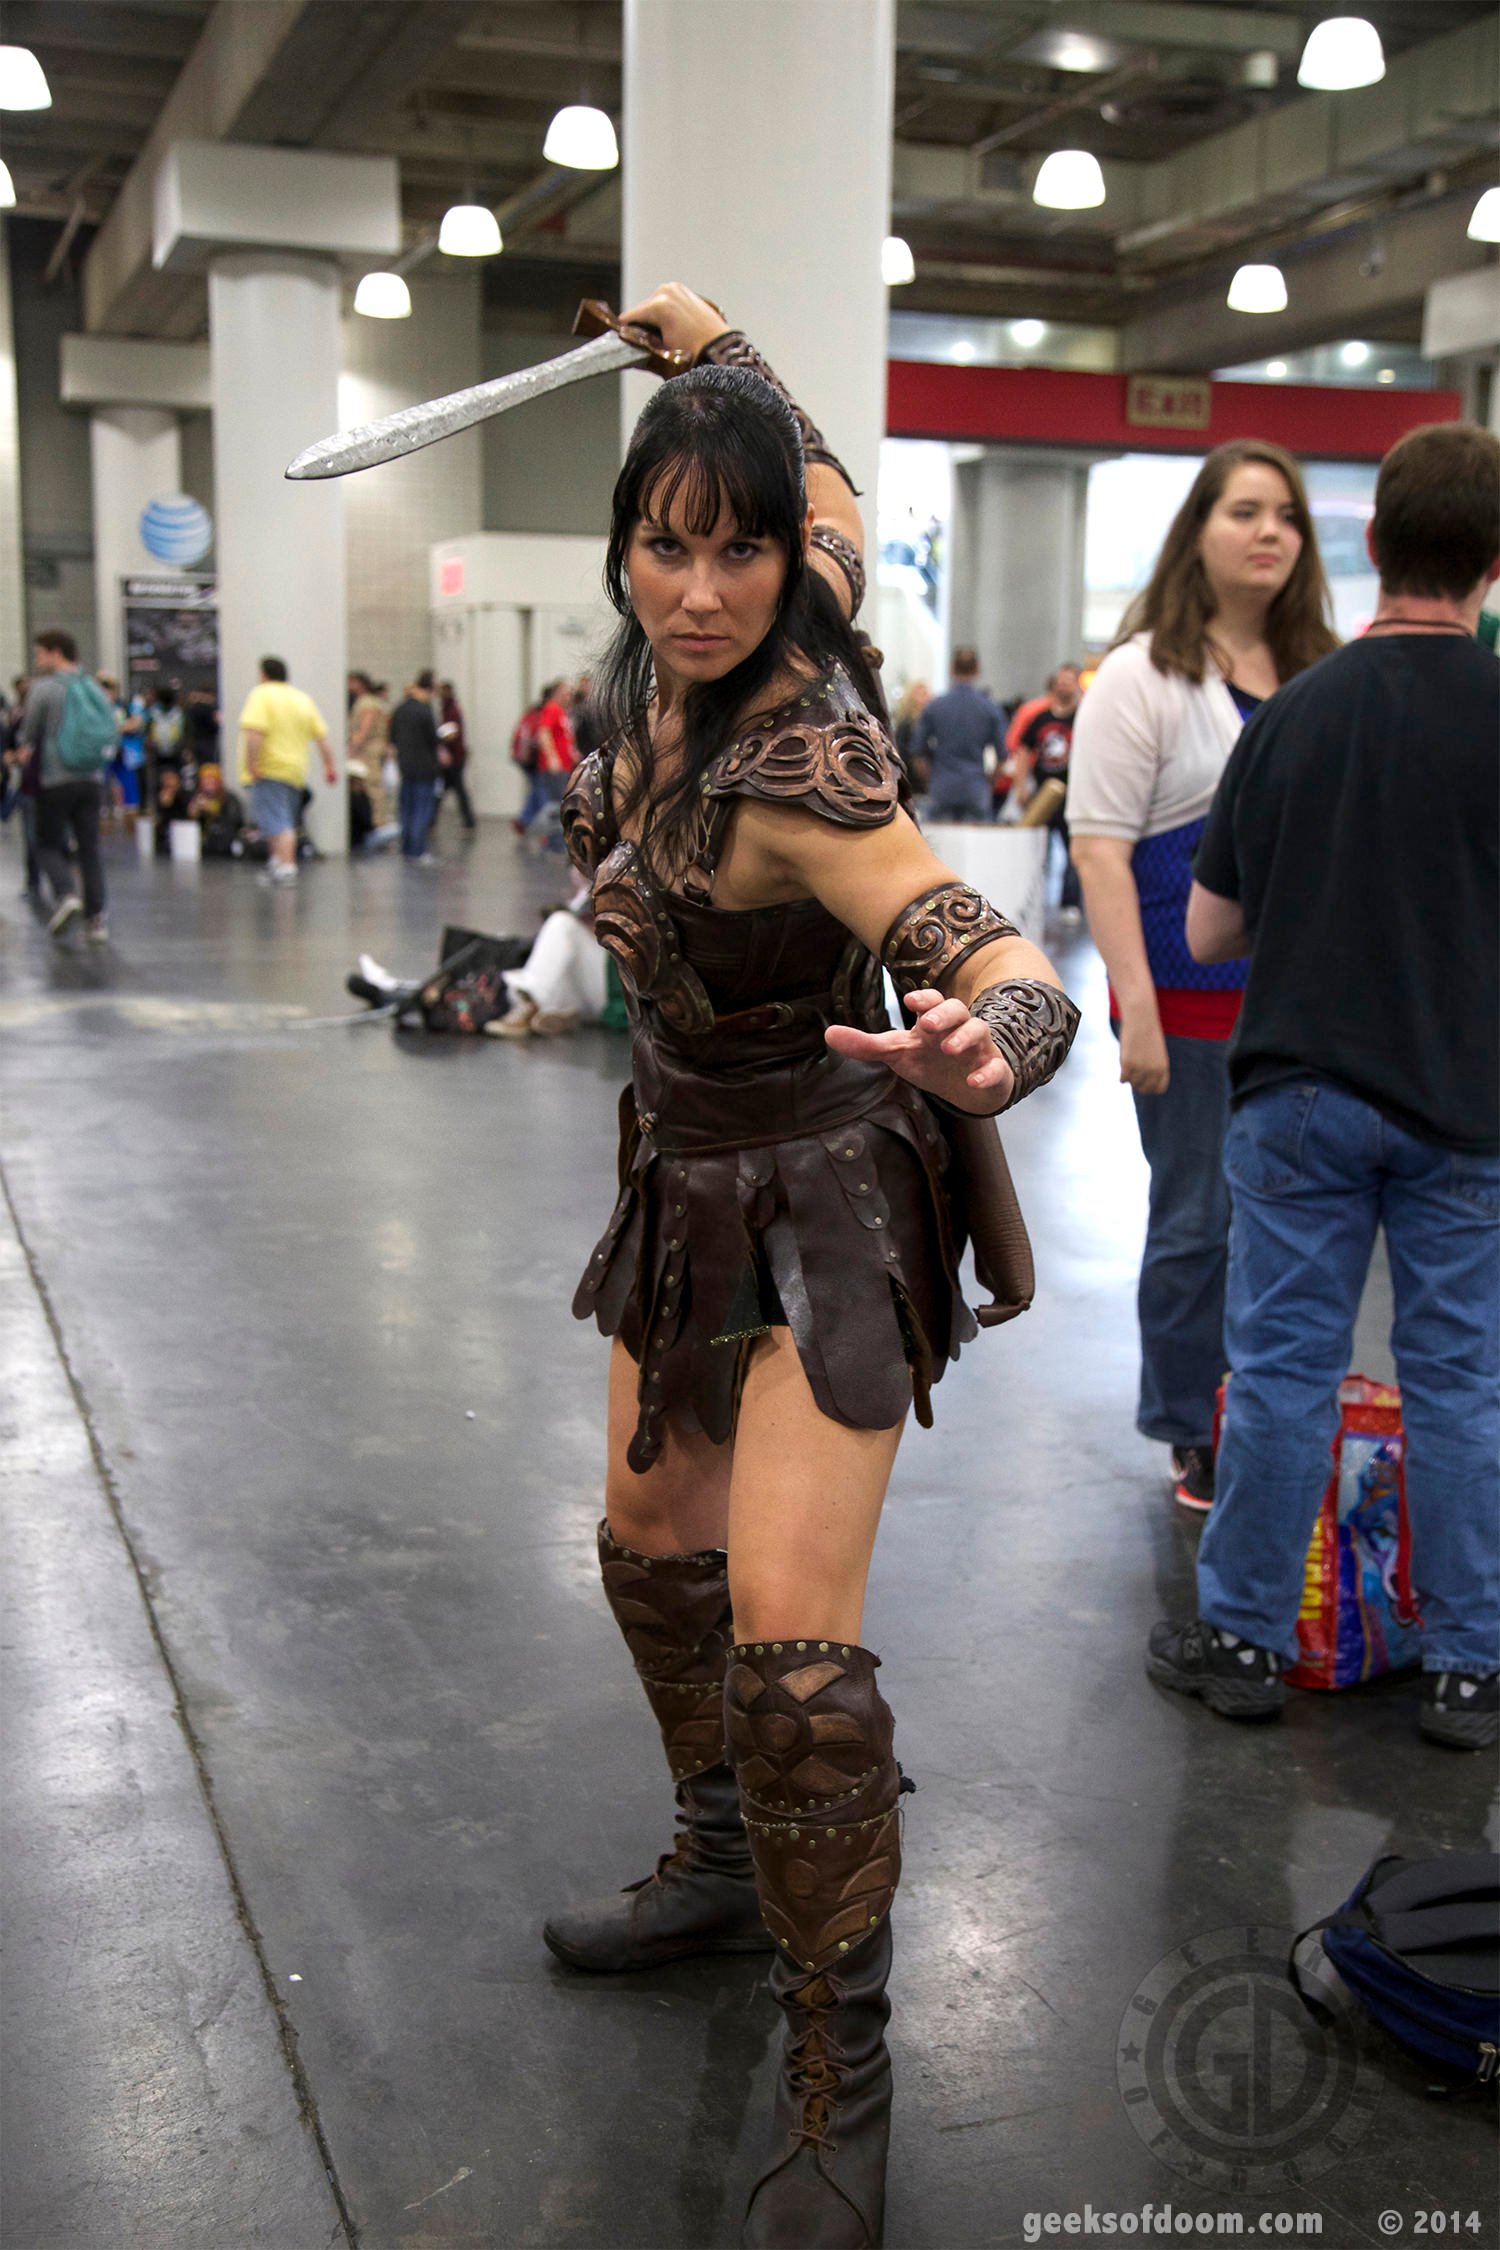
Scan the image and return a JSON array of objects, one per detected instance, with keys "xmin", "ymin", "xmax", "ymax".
[{"xmin": 284, "ymin": 301, "xmax": 688, "ymax": 481}]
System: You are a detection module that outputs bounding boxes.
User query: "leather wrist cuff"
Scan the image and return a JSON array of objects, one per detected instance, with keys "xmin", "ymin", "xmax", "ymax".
[
  {"xmin": 809, "ymin": 524, "xmax": 866, "ymax": 616},
  {"xmin": 880, "ymin": 882, "xmax": 1019, "ymax": 998},
  {"xmin": 694, "ymin": 331, "xmax": 859, "ymax": 495},
  {"xmin": 970, "ymin": 979, "xmax": 1080, "ymax": 1108}
]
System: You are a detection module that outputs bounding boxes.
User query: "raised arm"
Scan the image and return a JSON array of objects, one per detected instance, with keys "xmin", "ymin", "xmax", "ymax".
[
  {"xmin": 735, "ymin": 796, "xmax": 1079, "ymax": 1116},
  {"xmin": 618, "ymin": 283, "xmax": 867, "ymax": 622}
]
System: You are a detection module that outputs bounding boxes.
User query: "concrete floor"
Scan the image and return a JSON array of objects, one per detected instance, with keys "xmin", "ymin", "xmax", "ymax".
[{"xmin": 1, "ymin": 817, "xmax": 1494, "ymax": 2250}]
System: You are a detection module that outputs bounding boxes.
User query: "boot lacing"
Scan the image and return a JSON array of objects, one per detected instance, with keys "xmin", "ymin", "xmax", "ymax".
[{"xmin": 784, "ymin": 1976, "xmax": 845, "ymax": 2152}]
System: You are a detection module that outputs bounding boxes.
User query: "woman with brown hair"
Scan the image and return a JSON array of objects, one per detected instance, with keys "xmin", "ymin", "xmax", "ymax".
[{"xmin": 1067, "ymin": 440, "xmax": 1336, "ymax": 1512}]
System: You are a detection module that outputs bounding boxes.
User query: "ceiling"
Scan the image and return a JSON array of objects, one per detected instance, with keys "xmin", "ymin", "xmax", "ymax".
[{"xmin": 2, "ymin": 0, "xmax": 1496, "ymax": 345}]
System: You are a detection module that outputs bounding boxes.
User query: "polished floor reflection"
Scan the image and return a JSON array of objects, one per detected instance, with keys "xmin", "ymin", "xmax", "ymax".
[{"xmin": 2, "ymin": 825, "xmax": 1494, "ymax": 2250}]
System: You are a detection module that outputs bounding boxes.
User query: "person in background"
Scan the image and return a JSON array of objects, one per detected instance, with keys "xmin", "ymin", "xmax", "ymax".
[
  {"xmin": 1012, "ymin": 662, "xmax": 1084, "ymax": 914},
  {"xmin": 186, "ymin": 763, "xmax": 244, "ymax": 858},
  {"xmin": 436, "ymin": 678, "xmax": 477, "ymax": 832},
  {"xmin": 510, "ymin": 693, "xmax": 545, "ymax": 834},
  {"xmin": 517, "ymin": 678, "xmax": 576, "ymax": 847},
  {"xmin": 3, "ymin": 672, "xmax": 43, "ymax": 899},
  {"xmin": 149, "ymin": 683, "xmax": 186, "ymax": 795},
  {"xmin": 916, "ymin": 648, "xmax": 1003, "ymax": 821},
  {"xmin": 570, "ymin": 673, "xmax": 602, "ymax": 762},
  {"xmin": 152, "ymin": 766, "xmax": 187, "ymax": 853},
  {"xmin": 185, "ymin": 688, "xmax": 220, "ymax": 782},
  {"xmin": 1147, "ymin": 423, "xmax": 1500, "ymax": 1748},
  {"xmin": 1068, "ymin": 440, "xmax": 1337, "ymax": 1513},
  {"xmin": 389, "ymin": 671, "xmax": 442, "ymax": 863},
  {"xmin": 237, "ymin": 655, "xmax": 336, "ymax": 888},
  {"xmin": 25, "ymin": 629, "xmax": 111, "ymax": 940},
  {"xmin": 347, "ymin": 673, "xmax": 391, "ymax": 812},
  {"xmin": 493, "ymin": 877, "xmax": 611, "ymax": 1038},
  {"xmin": 891, "ymin": 678, "xmax": 931, "ymax": 789},
  {"xmin": 110, "ymin": 680, "xmax": 148, "ymax": 817}
]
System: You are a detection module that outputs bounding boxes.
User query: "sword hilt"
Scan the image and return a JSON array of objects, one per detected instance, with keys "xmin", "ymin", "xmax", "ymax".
[{"xmin": 573, "ymin": 300, "xmax": 691, "ymax": 379}]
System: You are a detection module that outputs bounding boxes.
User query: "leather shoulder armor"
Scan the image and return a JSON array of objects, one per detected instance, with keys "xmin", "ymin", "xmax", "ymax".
[
  {"xmin": 705, "ymin": 672, "xmax": 900, "ymax": 830},
  {"xmin": 561, "ymin": 751, "xmax": 612, "ymax": 877}
]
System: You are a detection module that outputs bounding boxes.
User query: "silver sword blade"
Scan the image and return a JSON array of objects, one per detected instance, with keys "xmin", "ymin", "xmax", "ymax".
[{"xmin": 284, "ymin": 330, "xmax": 648, "ymax": 481}]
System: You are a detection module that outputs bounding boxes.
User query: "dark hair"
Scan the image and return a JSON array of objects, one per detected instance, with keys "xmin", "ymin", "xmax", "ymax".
[
  {"xmin": 415, "ymin": 669, "xmax": 435, "ymax": 693},
  {"xmin": 1117, "ymin": 439, "xmax": 1337, "ymax": 684},
  {"xmin": 951, "ymin": 646, "xmax": 979, "ymax": 677},
  {"xmin": 34, "ymin": 628, "xmax": 77, "ymax": 662},
  {"xmin": 1372, "ymin": 422, "xmax": 1500, "ymax": 600},
  {"xmin": 261, "ymin": 656, "xmax": 288, "ymax": 682},
  {"xmin": 349, "ymin": 669, "xmax": 374, "ymax": 694},
  {"xmin": 595, "ymin": 364, "xmax": 885, "ymax": 875}
]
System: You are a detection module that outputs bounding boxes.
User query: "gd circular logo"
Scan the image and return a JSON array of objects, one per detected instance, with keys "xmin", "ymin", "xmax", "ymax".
[{"xmin": 1117, "ymin": 1926, "xmax": 1382, "ymax": 2192}]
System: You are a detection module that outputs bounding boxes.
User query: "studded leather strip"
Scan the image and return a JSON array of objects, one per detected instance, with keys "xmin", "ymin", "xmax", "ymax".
[
  {"xmin": 694, "ymin": 331, "xmax": 858, "ymax": 495},
  {"xmin": 596, "ymin": 1520, "xmax": 732, "ymax": 1783},
  {"xmin": 880, "ymin": 882, "xmax": 1019, "ymax": 999},
  {"xmin": 970, "ymin": 978, "xmax": 1081, "ymax": 1109},
  {"xmin": 809, "ymin": 524, "xmax": 867, "ymax": 617},
  {"xmin": 725, "ymin": 1639, "xmax": 901, "ymax": 1973}
]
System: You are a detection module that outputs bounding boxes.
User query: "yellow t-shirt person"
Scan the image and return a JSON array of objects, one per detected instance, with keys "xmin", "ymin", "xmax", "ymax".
[{"xmin": 238, "ymin": 681, "xmax": 329, "ymax": 786}]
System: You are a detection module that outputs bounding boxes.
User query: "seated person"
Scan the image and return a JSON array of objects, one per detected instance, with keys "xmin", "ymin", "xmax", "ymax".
[
  {"xmin": 153, "ymin": 767, "xmax": 187, "ymax": 855},
  {"xmin": 493, "ymin": 880, "xmax": 610, "ymax": 1038},
  {"xmin": 186, "ymin": 764, "xmax": 245, "ymax": 858}
]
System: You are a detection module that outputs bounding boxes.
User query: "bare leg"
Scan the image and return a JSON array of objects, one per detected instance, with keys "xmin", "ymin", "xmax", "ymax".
[
  {"xmin": 271, "ymin": 830, "xmax": 297, "ymax": 870},
  {"xmin": 604, "ymin": 1336, "xmax": 733, "ymax": 1555},
  {"xmin": 726, "ymin": 1326, "xmax": 904, "ymax": 1644}
]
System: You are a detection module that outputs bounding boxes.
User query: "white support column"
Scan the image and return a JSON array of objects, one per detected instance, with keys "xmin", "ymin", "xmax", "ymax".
[
  {"xmin": 621, "ymin": 0, "xmax": 895, "ymax": 500},
  {"xmin": 89, "ymin": 408, "xmax": 183, "ymax": 683},
  {"xmin": 209, "ymin": 252, "xmax": 347, "ymax": 855},
  {"xmin": 0, "ymin": 228, "xmax": 25, "ymax": 687}
]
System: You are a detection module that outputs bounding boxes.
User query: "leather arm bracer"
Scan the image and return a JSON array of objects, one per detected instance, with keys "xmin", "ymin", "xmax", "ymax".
[
  {"xmin": 695, "ymin": 330, "xmax": 859, "ymax": 495},
  {"xmin": 880, "ymin": 881, "xmax": 1019, "ymax": 998},
  {"xmin": 971, "ymin": 980, "xmax": 1080, "ymax": 1109}
]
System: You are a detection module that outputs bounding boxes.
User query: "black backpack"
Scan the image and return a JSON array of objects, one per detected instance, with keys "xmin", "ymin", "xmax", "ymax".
[{"xmin": 1293, "ymin": 1852, "xmax": 1499, "ymax": 2089}]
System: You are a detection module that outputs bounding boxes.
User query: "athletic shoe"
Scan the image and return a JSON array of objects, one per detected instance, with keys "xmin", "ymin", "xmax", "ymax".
[
  {"xmin": 257, "ymin": 864, "xmax": 298, "ymax": 888},
  {"xmin": 1171, "ymin": 1445, "xmax": 1215, "ymax": 1512},
  {"xmin": 47, "ymin": 894, "xmax": 83, "ymax": 936},
  {"xmin": 1146, "ymin": 1619, "xmax": 1286, "ymax": 1720},
  {"xmin": 1418, "ymin": 1670, "xmax": 1499, "ymax": 1751},
  {"xmin": 85, "ymin": 916, "xmax": 109, "ymax": 944},
  {"xmin": 493, "ymin": 999, "xmax": 537, "ymax": 1039},
  {"xmin": 532, "ymin": 1010, "xmax": 580, "ymax": 1038}
]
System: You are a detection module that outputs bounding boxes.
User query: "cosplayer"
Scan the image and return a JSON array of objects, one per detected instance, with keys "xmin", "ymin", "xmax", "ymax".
[{"xmin": 542, "ymin": 284, "xmax": 1081, "ymax": 2248}]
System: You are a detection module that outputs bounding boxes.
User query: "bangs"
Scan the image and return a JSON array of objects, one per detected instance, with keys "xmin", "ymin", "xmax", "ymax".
[{"xmin": 638, "ymin": 446, "xmax": 778, "ymax": 543}]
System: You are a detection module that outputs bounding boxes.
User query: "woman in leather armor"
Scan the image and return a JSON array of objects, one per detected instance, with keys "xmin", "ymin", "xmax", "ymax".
[{"xmin": 545, "ymin": 283, "xmax": 1080, "ymax": 2249}]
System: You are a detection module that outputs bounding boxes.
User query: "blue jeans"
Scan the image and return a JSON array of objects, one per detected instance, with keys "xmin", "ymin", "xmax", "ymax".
[
  {"xmin": 1131, "ymin": 1035, "xmax": 1232, "ymax": 1448},
  {"xmin": 399, "ymin": 778, "xmax": 437, "ymax": 858},
  {"xmin": 249, "ymin": 777, "xmax": 301, "ymax": 836},
  {"xmin": 1197, "ymin": 1079, "xmax": 1500, "ymax": 1673}
]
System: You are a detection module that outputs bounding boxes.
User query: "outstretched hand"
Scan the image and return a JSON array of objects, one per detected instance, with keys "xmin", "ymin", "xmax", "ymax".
[{"xmin": 825, "ymin": 990, "xmax": 1015, "ymax": 1116}]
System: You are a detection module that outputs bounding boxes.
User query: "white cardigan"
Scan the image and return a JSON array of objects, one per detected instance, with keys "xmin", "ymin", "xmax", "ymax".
[{"xmin": 1066, "ymin": 632, "xmax": 1246, "ymax": 844}]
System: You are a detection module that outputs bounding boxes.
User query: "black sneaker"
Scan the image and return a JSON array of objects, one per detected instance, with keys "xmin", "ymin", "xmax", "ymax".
[
  {"xmin": 1418, "ymin": 1670, "xmax": 1499, "ymax": 1751},
  {"xmin": 1171, "ymin": 1445, "xmax": 1215, "ymax": 1512},
  {"xmin": 1146, "ymin": 1619, "xmax": 1286, "ymax": 1719}
]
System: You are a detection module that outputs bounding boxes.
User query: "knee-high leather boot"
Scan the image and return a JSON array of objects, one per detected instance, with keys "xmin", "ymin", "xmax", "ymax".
[
  {"xmin": 727, "ymin": 1639, "xmax": 903, "ymax": 2249},
  {"xmin": 543, "ymin": 1522, "xmax": 773, "ymax": 1973}
]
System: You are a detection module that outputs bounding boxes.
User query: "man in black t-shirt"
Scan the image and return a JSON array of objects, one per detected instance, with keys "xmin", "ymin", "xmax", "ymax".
[
  {"xmin": 1147, "ymin": 422, "xmax": 1500, "ymax": 1750},
  {"xmin": 1015, "ymin": 662, "xmax": 1082, "ymax": 909}
]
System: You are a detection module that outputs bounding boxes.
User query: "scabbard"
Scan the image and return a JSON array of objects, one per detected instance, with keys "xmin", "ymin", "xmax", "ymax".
[{"xmin": 947, "ymin": 1112, "xmax": 1035, "ymax": 1327}]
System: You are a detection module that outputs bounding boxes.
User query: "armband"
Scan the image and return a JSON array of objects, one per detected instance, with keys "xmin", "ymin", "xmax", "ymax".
[
  {"xmin": 695, "ymin": 331, "xmax": 859, "ymax": 495},
  {"xmin": 970, "ymin": 980, "xmax": 1080, "ymax": 1108},
  {"xmin": 809, "ymin": 524, "xmax": 866, "ymax": 616},
  {"xmin": 880, "ymin": 882, "xmax": 1018, "ymax": 998}
]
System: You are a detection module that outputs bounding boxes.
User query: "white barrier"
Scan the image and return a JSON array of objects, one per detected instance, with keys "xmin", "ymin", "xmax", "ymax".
[{"xmin": 921, "ymin": 824, "xmax": 1049, "ymax": 945}]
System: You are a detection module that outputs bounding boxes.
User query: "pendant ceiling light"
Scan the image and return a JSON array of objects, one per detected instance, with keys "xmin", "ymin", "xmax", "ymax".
[
  {"xmin": 0, "ymin": 45, "xmax": 51, "ymax": 109},
  {"xmin": 1227, "ymin": 262, "xmax": 1288, "ymax": 314},
  {"xmin": 1296, "ymin": 17, "xmax": 1385, "ymax": 91},
  {"xmin": 438, "ymin": 204, "xmax": 501, "ymax": 256},
  {"xmin": 353, "ymin": 271, "xmax": 412, "ymax": 319},
  {"xmin": 1467, "ymin": 187, "xmax": 1500, "ymax": 243},
  {"xmin": 881, "ymin": 235, "xmax": 916, "ymax": 286},
  {"xmin": 543, "ymin": 104, "xmax": 618, "ymax": 170},
  {"xmin": 0, "ymin": 158, "xmax": 15, "ymax": 209},
  {"xmin": 1033, "ymin": 150, "xmax": 1105, "ymax": 210}
]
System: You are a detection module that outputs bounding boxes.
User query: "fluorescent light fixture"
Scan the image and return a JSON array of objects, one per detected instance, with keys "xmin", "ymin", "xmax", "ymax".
[
  {"xmin": 1033, "ymin": 150, "xmax": 1105, "ymax": 210},
  {"xmin": 1227, "ymin": 262, "xmax": 1288, "ymax": 314},
  {"xmin": 0, "ymin": 45, "xmax": 51, "ymax": 109},
  {"xmin": 438, "ymin": 203, "xmax": 502, "ymax": 257},
  {"xmin": 1266, "ymin": 360, "xmax": 1288, "ymax": 379},
  {"xmin": 1010, "ymin": 319, "xmax": 1046, "ymax": 347},
  {"xmin": 1467, "ymin": 187, "xmax": 1500, "ymax": 243},
  {"xmin": 1297, "ymin": 17, "xmax": 1385, "ymax": 91},
  {"xmin": 1047, "ymin": 31, "xmax": 1116, "ymax": 72},
  {"xmin": 353, "ymin": 271, "xmax": 412, "ymax": 319},
  {"xmin": 542, "ymin": 104, "xmax": 618, "ymax": 171},
  {"xmin": 0, "ymin": 158, "xmax": 14, "ymax": 209},
  {"xmin": 882, "ymin": 235, "xmax": 916, "ymax": 286},
  {"xmin": 1340, "ymin": 339, "xmax": 1371, "ymax": 367},
  {"xmin": 1377, "ymin": 368, "xmax": 1396, "ymax": 384}
]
